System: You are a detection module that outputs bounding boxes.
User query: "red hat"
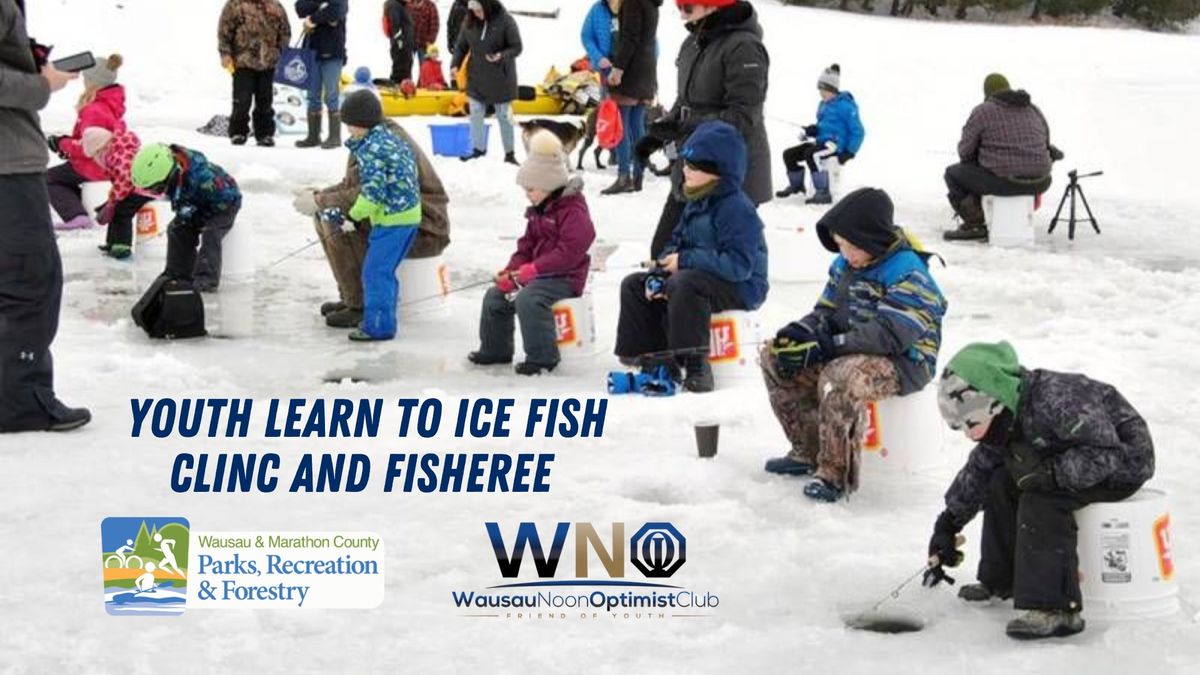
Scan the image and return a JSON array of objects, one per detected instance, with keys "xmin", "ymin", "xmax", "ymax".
[{"xmin": 677, "ymin": 0, "xmax": 735, "ymax": 7}]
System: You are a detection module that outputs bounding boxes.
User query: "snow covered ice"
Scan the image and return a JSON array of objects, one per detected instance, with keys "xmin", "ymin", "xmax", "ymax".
[{"xmin": 3, "ymin": 1, "xmax": 1200, "ymax": 672}]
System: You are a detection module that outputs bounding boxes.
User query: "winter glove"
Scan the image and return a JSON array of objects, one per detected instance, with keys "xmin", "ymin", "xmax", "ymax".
[
  {"xmin": 774, "ymin": 319, "xmax": 836, "ymax": 357},
  {"xmin": 923, "ymin": 511, "xmax": 964, "ymax": 588},
  {"xmin": 644, "ymin": 272, "xmax": 667, "ymax": 301},
  {"xmin": 515, "ymin": 263, "xmax": 538, "ymax": 286},
  {"xmin": 94, "ymin": 201, "xmax": 115, "ymax": 226},
  {"xmin": 292, "ymin": 190, "xmax": 319, "ymax": 217},
  {"xmin": 837, "ymin": 151, "xmax": 855, "ymax": 164},
  {"xmin": 1007, "ymin": 442, "xmax": 1057, "ymax": 492},
  {"xmin": 47, "ymin": 134, "xmax": 69, "ymax": 160},
  {"xmin": 803, "ymin": 125, "xmax": 819, "ymax": 139},
  {"xmin": 770, "ymin": 339, "xmax": 828, "ymax": 379},
  {"xmin": 495, "ymin": 273, "xmax": 517, "ymax": 294}
]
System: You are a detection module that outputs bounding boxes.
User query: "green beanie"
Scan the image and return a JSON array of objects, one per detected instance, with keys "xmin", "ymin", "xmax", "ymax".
[
  {"xmin": 945, "ymin": 341, "xmax": 1022, "ymax": 413},
  {"xmin": 983, "ymin": 73, "xmax": 1010, "ymax": 99}
]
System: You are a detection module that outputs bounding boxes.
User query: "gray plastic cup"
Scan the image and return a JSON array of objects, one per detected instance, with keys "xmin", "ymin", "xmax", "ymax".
[{"xmin": 694, "ymin": 421, "xmax": 719, "ymax": 458}]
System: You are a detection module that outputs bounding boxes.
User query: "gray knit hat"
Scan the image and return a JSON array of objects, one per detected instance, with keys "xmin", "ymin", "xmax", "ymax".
[
  {"xmin": 517, "ymin": 131, "xmax": 569, "ymax": 192},
  {"xmin": 82, "ymin": 54, "xmax": 122, "ymax": 89},
  {"xmin": 341, "ymin": 90, "xmax": 383, "ymax": 128},
  {"xmin": 817, "ymin": 63, "xmax": 840, "ymax": 93}
]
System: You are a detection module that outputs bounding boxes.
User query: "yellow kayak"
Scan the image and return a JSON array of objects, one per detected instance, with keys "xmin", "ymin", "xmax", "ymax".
[{"xmin": 377, "ymin": 86, "xmax": 565, "ymax": 117}]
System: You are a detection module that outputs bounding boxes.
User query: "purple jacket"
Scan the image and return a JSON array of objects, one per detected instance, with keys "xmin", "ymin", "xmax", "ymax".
[{"xmin": 506, "ymin": 179, "xmax": 595, "ymax": 296}]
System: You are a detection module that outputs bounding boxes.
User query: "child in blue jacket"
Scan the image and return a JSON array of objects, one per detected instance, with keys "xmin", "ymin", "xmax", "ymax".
[
  {"xmin": 340, "ymin": 91, "xmax": 422, "ymax": 341},
  {"xmin": 776, "ymin": 64, "xmax": 865, "ymax": 205}
]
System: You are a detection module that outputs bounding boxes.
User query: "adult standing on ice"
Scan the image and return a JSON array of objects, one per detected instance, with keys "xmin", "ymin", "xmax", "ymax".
[
  {"xmin": 599, "ymin": 0, "xmax": 660, "ymax": 196},
  {"xmin": 294, "ymin": 0, "xmax": 348, "ymax": 149},
  {"xmin": 450, "ymin": 0, "xmax": 523, "ymax": 165},
  {"xmin": 0, "ymin": 0, "xmax": 92, "ymax": 432},
  {"xmin": 407, "ymin": 0, "xmax": 439, "ymax": 65},
  {"xmin": 924, "ymin": 342, "xmax": 1154, "ymax": 639},
  {"xmin": 635, "ymin": 0, "xmax": 770, "ymax": 258},
  {"xmin": 943, "ymin": 73, "xmax": 1059, "ymax": 242},
  {"xmin": 383, "ymin": 0, "xmax": 415, "ymax": 85},
  {"xmin": 218, "ymin": 0, "xmax": 292, "ymax": 147}
]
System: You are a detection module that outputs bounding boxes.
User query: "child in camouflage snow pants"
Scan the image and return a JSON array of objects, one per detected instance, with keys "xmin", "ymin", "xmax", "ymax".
[{"xmin": 760, "ymin": 188, "xmax": 946, "ymax": 502}]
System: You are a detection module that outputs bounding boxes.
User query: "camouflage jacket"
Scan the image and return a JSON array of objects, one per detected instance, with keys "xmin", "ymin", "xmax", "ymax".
[
  {"xmin": 314, "ymin": 119, "xmax": 449, "ymax": 257},
  {"xmin": 942, "ymin": 368, "xmax": 1155, "ymax": 528},
  {"xmin": 218, "ymin": 0, "xmax": 292, "ymax": 71}
]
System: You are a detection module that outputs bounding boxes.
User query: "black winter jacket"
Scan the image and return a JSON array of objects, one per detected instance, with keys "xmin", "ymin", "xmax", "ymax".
[
  {"xmin": 942, "ymin": 369, "xmax": 1155, "ymax": 528},
  {"xmin": 665, "ymin": 1, "xmax": 770, "ymax": 204},
  {"xmin": 295, "ymin": 0, "xmax": 347, "ymax": 61},
  {"xmin": 610, "ymin": 0, "xmax": 660, "ymax": 102},
  {"xmin": 450, "ymin": 0, "xmax": 522, "ymax": 104}
]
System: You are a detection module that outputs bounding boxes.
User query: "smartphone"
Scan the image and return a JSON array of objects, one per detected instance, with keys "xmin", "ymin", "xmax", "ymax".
[{"xmin": 51, "ymin": 51, "xmax": 96, "ymax": 73}]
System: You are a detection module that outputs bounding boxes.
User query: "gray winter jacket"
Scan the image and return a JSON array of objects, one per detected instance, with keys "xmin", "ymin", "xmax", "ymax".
[
  {"xmin": 665, "ymin": 1, "xmax": 770, "ymax": 204},
  {"xmin": 942, "ymin": 369, "xmax": 1155, "ymax": 528},
  {"xmin": 0, "ymin": 0, "xmax": 50, "ymax": 175}
]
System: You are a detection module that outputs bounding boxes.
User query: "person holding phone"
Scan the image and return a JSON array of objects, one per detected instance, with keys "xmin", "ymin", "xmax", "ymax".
[{"xmin": 0, "ymin": 0, "xmax": 92, "ymax": 432}]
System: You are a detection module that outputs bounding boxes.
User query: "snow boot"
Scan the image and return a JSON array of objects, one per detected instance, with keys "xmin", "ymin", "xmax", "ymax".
[
  {"xmin": 632, "ymin": 169, "xmax": 645, "ymax": 192},
  {"xmin": 468, "ymin": 351, "xmax": 513, "ymax": 366},
  {"xmin": 504, "ymin": 152, "xmax": 519, "ymax": 166},
  {"xmin": 681, "ymin": 356, "xmax": 714, "ymax": 393},
  {"xmin": 256, "ymin": 136, "xmax": 275, "ymax": 148},
  {"xmin": 348, "ymin": 328, "xmax": 392, "ymax": 342},
  {"xmin": 958, "ymin": 583, "xmax": 1012, "ymax": 603},
  {"xmin": 943, "ymin": 222, "xmax": 988, "ymax": 242},
  {"xmin": 295, "ymin": 112, "xmax": 322, "ymax": 148},
  {"xmin": 460, "ymin": 148, "xmax": 486, "ymax": 162},
  {"xmin": 764, "ymin": 454, "xmax": 816, "ymax": 476},
  {"xmin": 105, "ymin": 243, "xmax": 132, "ymax": 260},
  {"xmin": 802, "ymin": 478, "xmax": 843, "ymax": 502},
  {"xmin": 320, "ymin": 300, "xmax": 346, "ymax": 316},
  {"xmin": 775, "ymin": 169, "xmax": 807, "ymax": 198},
  {"xmin": 601, "ymin": 175, "xmax": 635, "ymax": 196},
  {"xmin": 48, "ymin": 405, "xmax": 92, "ymax": 432},
  {"xmin": 231, "ymin": 134, "xmax": 248, "ymax": 146},
  {"xmin": 806, "ymin": 170, "xmax": 832, "ymax": 205},
  {"xmin": 515, "ymin": 360, "xmax": 556, "ymax": 376},
  {"xmin": 1005, "ymin": 610, "xmax": 1085, "ymax": 640},
  {"xmin": 321, "ymin": 112, "xmax": 342, "ymax": 149},
  {"xmin": 325, "ymin": 307, "xmax": 363, "ymax": 328},
  {"xmin": 956, "ymin": 194, "xmax": 986, "ymax": 227}
]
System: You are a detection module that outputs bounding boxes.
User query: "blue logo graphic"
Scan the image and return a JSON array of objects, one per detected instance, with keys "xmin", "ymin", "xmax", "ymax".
[{"xmin": 630, "ymin": 523, "xmax": 686, "ymax": 578}]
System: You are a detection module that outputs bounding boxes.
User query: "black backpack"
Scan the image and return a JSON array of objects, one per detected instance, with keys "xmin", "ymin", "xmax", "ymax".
[{"xmin": 132, "ymin": 275, "xmax": 207, "ymax": 339}]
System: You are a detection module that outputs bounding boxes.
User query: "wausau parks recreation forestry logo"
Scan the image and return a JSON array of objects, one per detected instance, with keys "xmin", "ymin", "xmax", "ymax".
[
  {"xmin": 101, "ymin": 517, "xmax": 189, "ymax": 616},
  {"xmin": 452, "ymin": 521, "xmax": 720, "ymax": 621}
]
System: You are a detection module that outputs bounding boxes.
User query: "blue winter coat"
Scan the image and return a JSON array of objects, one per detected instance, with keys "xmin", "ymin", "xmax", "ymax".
[
  {"xmin": 164, "ymin": 146, "xmax": 241, "ymax": 222},
  {"xmin": 345, "ymin": 124, "xmax": 421, "ymax": 227},
  {"xmin": 664, "ymin": 121, "xmax": 769, "ymax": 310},
  {"xmin": 815, "ymin": 91, "xmax": 865, "ymax": 156},
  {"xmin": 295, "ymin": 0, "xmax": 348, "ymax": 61},
  {"xmin": 580, "ymin": 0, "xmax": 613, "ymax": 72}
]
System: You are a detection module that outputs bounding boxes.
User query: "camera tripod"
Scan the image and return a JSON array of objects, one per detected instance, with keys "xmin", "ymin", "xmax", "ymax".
[{"xmin": 1048, "ymin": 170, "xmax": 1102, "ymax": 240}]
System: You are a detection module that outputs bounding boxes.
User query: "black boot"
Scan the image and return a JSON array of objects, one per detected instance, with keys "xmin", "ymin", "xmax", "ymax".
[
  {"xmin": 468, "ymin": 351, "xmax": 513, "ymax": 365},
  {"xmin": 958, "ymin": 583, "xmax": 1012, "ymax": 603},
  {"xmin": 632, "ymin": 170, "xmax": 645, "ymax": 192},
  {"xmin": 943, "ymin": 222, "xmax": 989, "ymax": 242},
  {"xmin": 460, "ymin": 148, "xmax": 486, "ymax": 162},
  {"xmin": 504, "ymin": 152, "xmax": 519, "ymax": 165},
  {"xmin": 600, "ymin": 175, "xmax": 635, "ymax": 196},
  {"xmin": 325, "ymin": 307, "xmax": 363, "ymax": 328},
  {"xmin": 295, "ymin": 112, "xmax": 322, "ymax": 148},
  {"xmin": 48, "ymin": 405, "xmax": 92, "ymax": 431},
  {"xmin": 320, "ymin": 300, "xmax": 346, "ymax": 316},
  {"xmin": 681, "ymin": 356, "xmax": 714, "ymax": 393},
  {"xmin": 321, "ymin": 112, "xmax": 342, "ymax": 149}
]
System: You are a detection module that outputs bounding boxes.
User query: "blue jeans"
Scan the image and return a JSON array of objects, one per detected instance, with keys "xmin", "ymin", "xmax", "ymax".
[
  {"xmin": 468, "ymin": 97, "xmax": 515, "ymax": 154},
  {"xmin": 361, "ymin": 225, "xmax": 418, "ymax": 339},
  {"xmin": 307, "ymin": 58, "xmax": 345, "ymax": 113},
  {"xmin": 615, "ymin": 104, "xmax": 646, "ymax": 178}
]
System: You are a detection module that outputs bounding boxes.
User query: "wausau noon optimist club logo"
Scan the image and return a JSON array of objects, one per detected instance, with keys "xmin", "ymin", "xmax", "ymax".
[
  {"xmin": 453, "ymin": 521, "xmax": 720, "ymax": 621},
  {"xmin": 102, "ymin": 517, "xmax": 189, "ymax": 616}
]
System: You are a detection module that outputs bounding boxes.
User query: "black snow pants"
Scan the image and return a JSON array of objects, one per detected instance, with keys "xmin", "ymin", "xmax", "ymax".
[{"xmin": 615, "ymin": 269, "xmax": 745, "ymax": 360}]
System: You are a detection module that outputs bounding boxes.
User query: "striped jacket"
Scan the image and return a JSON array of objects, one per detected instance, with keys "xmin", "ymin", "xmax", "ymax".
[
  {"xmin": 806, "ymin": 240, "xmax": 946, "ymax": 394},
  {"xmin": 345, "ymin": 123, "xmax": 421, "ymax": 227}
]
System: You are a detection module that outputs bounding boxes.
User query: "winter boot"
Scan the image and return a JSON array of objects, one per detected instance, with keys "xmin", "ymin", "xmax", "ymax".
[
  {"xmin": 802, "ymin": 478, "xmax": 843, "ymax": 502},
  {"xmin": 231, "ymin": 134, "xmax": 248, "ymax": 146},
  {"xmin": 295, "ymin": 112, "xmax": 322, "ymax": 148},
  {"xmin": 321, "ymin": 112, "xmax": 342, "ymax": 149},
  {"xmin": 468, "ymin": 351, "xmax": 513, "ymax": 366},
  {"xmin": 956, "ymin": 194, "xmax": 986, "ymax": 227},
  {"xmin": 515, "ymin": 360, "xmax": 556, "ymax": 376},
  {"xmin": 764, "ymin": 454, "xmax": 816, "ymax": 476},
  {"xmin": 320, "ymin": 300, "xmax": 347, "ymax": 316},
  {"xmin": 806, "ymin": 170, "xmax": 832, "ymax": 205},
  {"xmin": 48, "ymin": 405, "xmax": 92, "ymax": 432},
  {"xmin": 632, "ymin": 169, "xmax": 645, "ymax": 192},
  {"xmin": 256, "ymin": 136, "xmax": 275, "ymax": 148},
  {"xmin": 943, "ymin": 222, "xmax": 989, "ymax": 242},
  {"xmin": 775, "ymin": 169, "xmax": 807, "ymax": 198},
  {"xmin": 601, "ymin": 175, "xmax": 635, "ymax": 196},
  {"xmin": 958, "ymin": 583, "xmax": 1012, "ymax": 603},
  {"xmin": 460, "ymin": 148, "xmax": 486, "ymax": 162},
  {"xmin": 1005, "ymin": 610, "xmax": 1085, "ymax": 640},
  {"xmin": 681, "ymin": 356, "xmax": 714, "ymax": 393},
  {"xmin": 105, "ymin": 243, "xmax": 132, "ymax": 260},
  {"xmin": 504, "ymin": 152, "xmax": 519, "ymax": 166},
  {"xmin": 325, "ymin": 307, "xmax": 363, "ymax": 328},
  {"xmin": 348, "ymin": 328, "xmax": 392, "ymax": 342}
]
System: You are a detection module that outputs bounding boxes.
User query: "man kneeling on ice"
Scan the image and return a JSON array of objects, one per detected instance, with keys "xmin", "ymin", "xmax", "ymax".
[{"xmin": 923, "ymin": 341, "xmax": 1155, "ymax": 640}]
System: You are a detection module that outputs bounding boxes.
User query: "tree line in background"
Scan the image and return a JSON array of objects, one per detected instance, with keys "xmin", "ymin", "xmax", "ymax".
[{"xmin": 782, "ymin": 0, "xmax": 1200, "ymax": 29}]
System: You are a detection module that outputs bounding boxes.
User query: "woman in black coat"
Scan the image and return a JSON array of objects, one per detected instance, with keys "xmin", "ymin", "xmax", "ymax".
[
  {"xmin": 601, "ymin": 0, "xmax": 661, "ymax": 196},
  {"xmin": 637, "ymin": 0, "xmax": 771, "ymax": 258},
  {"xmin": 449, "ymin": 0, "xmax": 523, "ymax": 164}
]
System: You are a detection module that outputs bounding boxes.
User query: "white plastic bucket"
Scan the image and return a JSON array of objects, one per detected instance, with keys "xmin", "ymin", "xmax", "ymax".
[
  {"xmin": 708, "ymin": 310, "xmax": 763, "ymax": 386},
  {"xmin": 130, "ymin": 201, "xmax": 174, "ymax": 260},
  {"xmin": 221, "ymin": 218, "xmax": 254, "ymax": 281},
  {"xmin": 208, "ymin": 282, "xmax": 254, "ymax": 338},
  {"xmin": 860, "ymin": 385, "xmax": 946, "ymax": 474},
  {"xmin": 821, "ymin": 155, "xmax": 845, "ymax": 198},
  {"xmin": 984, "ymin": 195, "xmax": 1035, "ymax": 247},
  {"xmin": 765, "ymin": 222, "xmax": 834, "ymax": 284},
  {"xmin": 398, "ymin": 255, "xmax": 450, "ymax": 321},
  {"xmin": 552, "ymin": 294, "xmax": 598, "ymax": 360},
  {"xmin": 80, "ymin": 181, "xmax": 112, "ymax": 215},
  {"xmin": 1077, "ymin": 488, "xmax": 1179, "ymax": 620}
]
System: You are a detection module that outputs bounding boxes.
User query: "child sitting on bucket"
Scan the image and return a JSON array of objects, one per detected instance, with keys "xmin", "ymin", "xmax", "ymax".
[
  {"xmin": 761, "ymin": 187, "xmax": 946, "ymax": 502},
  {"xmin": 922, "ymin": 341, "xmax": 1155, "ymax": 640},
  {"xmin": 337, "ymin": 90, "xmax": 423, "ymax": 341},
  {"xmin": 468, "ymin": 131, "xmax": 596, "ymax": 375},
  {"xmin": 419, "ymin": 44, "xmax": 448, "ymax": 91},
  {"xmin": 774, "ymin": 64, "xmax": 864, "ymax": 205},
  {"xmin": 80, "ymin": 127, "xmax": 154, "ymax": 260}
]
